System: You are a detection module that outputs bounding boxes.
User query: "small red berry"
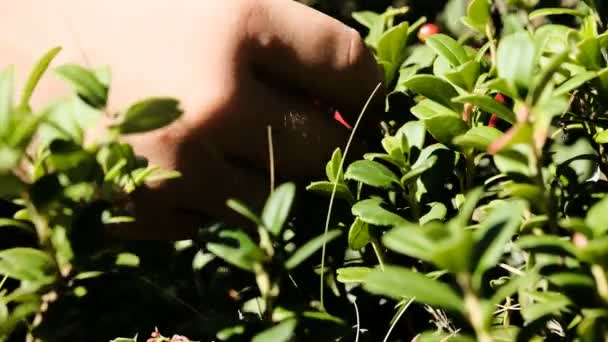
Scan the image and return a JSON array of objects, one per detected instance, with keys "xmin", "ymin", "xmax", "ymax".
[
  {"xmin": 418, "ymin": 23, "xmax": 440, "ymax": 42},
  {"xmin": 151, "ymin": 331, "xmax": 160, "ymax": 338},
  {"xmin": 494, "ymin": 93, "xmax": 506, "ymax": 104}
]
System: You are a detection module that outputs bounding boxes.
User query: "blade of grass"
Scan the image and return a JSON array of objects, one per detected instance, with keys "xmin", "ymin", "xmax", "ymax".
[{"xmin": 319, "ymin": 82, "xmax": 382, "ymax": 310}]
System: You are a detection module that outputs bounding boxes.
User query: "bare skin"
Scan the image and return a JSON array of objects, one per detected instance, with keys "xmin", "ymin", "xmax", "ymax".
[{"xmin": 0, "ymin": 0, "xmax": 382, "ymax": 239}]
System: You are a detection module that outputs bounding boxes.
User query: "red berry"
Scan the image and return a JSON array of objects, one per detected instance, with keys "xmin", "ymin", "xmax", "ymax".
[
  {"xmin": 418, "ymin": 23, "xmax": 440, "ymax": 41},
  {"xmin": 151, "ymin": 331, "xmax": 160, "ymax": 338},
  {"xmin": 494, "ymin": 93, "xmax": 506, "ymax": 104}
]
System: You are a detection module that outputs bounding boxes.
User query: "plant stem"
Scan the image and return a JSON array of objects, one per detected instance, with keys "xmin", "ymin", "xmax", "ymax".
[
  {"xmin": 459, "ymin": 274, "xmax": 493, "ymax": 342},
  {"xmin": 371, "ymin": 238, "xmax": 386, "ymax": 271}
]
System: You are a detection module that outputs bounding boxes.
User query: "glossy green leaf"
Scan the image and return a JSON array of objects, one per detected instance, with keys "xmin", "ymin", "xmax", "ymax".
[
  {"xmin": 595, "ymin": 130, "xmax": 608, "ymax": 144},
  {"xmin": 453, "ymin": 94, "xmax": 516, "ymax": 124},
  {"xmin": 382, "ymin": 224, "xmax": 435, "ymax": 262},
  {"xmin": 363, "ymin": 265, "xmax": 463, "ymax": 312},
  {"xmin": 348, "ymin": 217, "xmax": 370, "ymax": 250},
  {"xmin": 554, "ymin": 71, "xmax": 598, "ymax": 96},
  {"xmin": 497, "ymin": 32, "xmax": 536, "ymax": 93},
  {"xmin": 586, "ymin": 196, "xmax": 608, "ymax": 236},
  {"xmin": 443, "ymin": 60, "xmax": 481, "ymax": 92},
  {"xmin": 262, "ymin": 182, "xmax": 296, "ymax": 236},
  {"xmin": 454, "ymin": 126, "xmax": 503, "ymax": 151},
  {"xmin": 400, "ymin": 155, "xmax": 437, "ymax": 183},
  {"xmin": 521, "ymin": 291, "xmax": 571, "ymax": 322},
  {"xmin": 425, "ymin": 34, "xmax": 469, "ymax": 67},
  {"xmin": 336, "ymin": 267, "xmax": 373, "ymax": 283},
  {"xmin": 462, "ymin": 0, "xmax": 491, "ymax": 33},
  {"xmin": 397, "ymin": 120, "xmax": 426, "ymax": 151},
  {"xmin": 515, "ymin": 235, "xmax": 579, "ymax": 258},
  {"xmin": 306, "ymin": 181, "xmax": 355, "ymax": 203},
  {"xmin": 285, "ymin": 229, "xmax": 341, "ymax": 270},
  {"xmin": 377, "ymin": 22, "xmax": 410, "ymax": 84},
  {"xmin": 529, "ymin": 8, "xmax": 585, "ymax": 20},
  {"xmin": 207, "ymin": 230, "xmax": 265, "ymax": 272},
  {"xmin": 227, "ymin": 199, "xmax": 263, "ymax": 226},
  {"xmin": 402, "ymin": 75, "xmax": 461, "ymax": 110},
  {"xmin": 252, "ymin": 319, "xmax": 297, "ymax": 342},
  {"xmin": 0, "ymin": 248, "xmax": 55, "ymax": 283},
  {"xmin": 325, "ymin": 148, "xmax": 344, "ymax": 183},
  {"xmin": 424, "ymin": 115, "xmax": 469, "ymax": 146},
  {"xmin": 410, "ymin": 99, "xmax": 460, "ymax": 120},
  {"xmin": 116, "ymin": 97, "xmax": 182, "ymax": 134},
  {"xmin": 472, "ymin": 201, "xmax": 526, "ymax": 289},
  {"xmin": 18, "ymin": 47, "xmax": 61, "ymax": 111},
  {"xmin": 55, "ymin": 64, "xmax": 108, "ymax": 108},
  {"xmin": 352, "ymin": 198, "xmax": 407, "ymax": 226},
  {"xmin": 345, "ymin": 160, "xmax": 400, "ymax": 189},
  {"xmin": 352, "ymin": 11, "xmax": 381, "ymax": 30},
  {"xmin": 420, "ymin": 202, "xmax": 447, "ymax": 225}
]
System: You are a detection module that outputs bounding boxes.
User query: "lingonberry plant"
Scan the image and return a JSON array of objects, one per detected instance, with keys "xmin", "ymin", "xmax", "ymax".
[{"xmin": 2, "ymin": 0, "xmax": 608, "ymax": 341}]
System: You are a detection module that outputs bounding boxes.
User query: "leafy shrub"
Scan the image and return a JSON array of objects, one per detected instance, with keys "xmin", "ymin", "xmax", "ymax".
[{"xmin": 2, "ymin": 0, "xmax": 608, "ymax": 341}]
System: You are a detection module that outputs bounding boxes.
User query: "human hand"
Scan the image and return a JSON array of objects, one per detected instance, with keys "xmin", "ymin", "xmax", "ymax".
[{"xmin": 1, "ymin": 0, "xmax": 382, "ymax": 239}]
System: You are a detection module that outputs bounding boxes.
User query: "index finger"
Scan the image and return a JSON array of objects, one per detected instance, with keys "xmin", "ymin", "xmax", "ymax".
[{"xmin": 245, "ymin": 0, "xmax": 383, "ymax": 118}]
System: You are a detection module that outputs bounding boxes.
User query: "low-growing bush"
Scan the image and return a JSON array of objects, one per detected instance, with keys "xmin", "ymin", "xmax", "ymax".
[{"xmin": 1, "ymin": 0, "xmax": 608, "ymax": 341}]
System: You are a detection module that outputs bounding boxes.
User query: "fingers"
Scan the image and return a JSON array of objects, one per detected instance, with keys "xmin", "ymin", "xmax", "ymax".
[{"xmin": 245, "ymin": 0, "xmax": 383, "ymax": 119}]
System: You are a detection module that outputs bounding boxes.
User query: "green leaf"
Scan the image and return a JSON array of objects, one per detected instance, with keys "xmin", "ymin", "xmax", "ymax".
[
  {"xmin": 352, "ymin": 11, "xmax": 381, "ymax": 30},
  {"xmin": 443, "ymin": 60, "xmax": 481, "ymax": 92},
  {"xmin": 397, "ymin": 120, "xmax": 426, "ymax": 151},
  {"xmin": 453, "ymin": 94, "xmax": 516, "ymax": 124},
  {"xmin": 227, "ymin": 199, "xmax": 263, "ymax": 226},
  {"xmin": 0, "ymin": 66, "xmax": 14, "ymax": 136},
  {"xmin": 484, "ymin": 78, "xmax": 520, "ymax": 100},
  {"xmin": 116, "ymin": 97, "xmax": 182, "ymax": 134},
  {"xmin": 0, "ymin": 248, "xmax": 55, "ymax": 283},
  {"xmin": 425, "ymin": 34, "xmax": 470, "ymax": 67},
  {"xmin": 521, "ymin": 291, "xmax": 571, "ymax": 322},
  {"xmin": 262, "ymin": 182, "xmax": 295, "ymax": 236},
  {"xmin": 420, "ymin": 202, "xmax": 447, "ymax": 225},
  {"xmin": 410, "ymin": 99, "xmax": 460, "ymax": 121},
  {"xmin": 424, "ymin": 115, "xmax": 469, "ymax": 146},
  {"xmin": 462, "ymin": 0, "xmax": 491, "ymax": 33},
  {"xmin": 401, "ymin": 155, "xmax": 437, "ymax": 183},
  {"xmin": 285, "ymin": 229, "xmax": 341, "ymax": 270},
  {"xmin": 402, "ymin": 75, "xmax": 461, "ymax": 111},
  {"xmin": 336, "ymin": 267, "xmax": 373, "ymax": 283},
  {"xmin": 18, "ymin": 47, "xmax": 62, "ymax": 111},
  {"xmin": 207, "ymin": 230, "xmax": 266, "ymax": 272},
  {"xmin": 595, "ymin": 130, "xmax": 608, "ymax": 144},
  {"xmin": 472, "ymin": 201, "xmax": 526, "ymax": 289},
  {"xmin": 530, "ymin": 51, "xmax": 569, "ymax": 103},
  {"xmin": 55, "ymin": 64, "xmax": 108, "ymax": 108},
  {"xmin": 252, "ymin": 319, "xmax": 297, "ymax": 342},
  {"xmin": 110, "ymin": 337, "xmax": 138, "ymax": 342},
  {"xmin": 348, "ymin": 217, "xmax": 370, "ymax": 250},
  {"xmin": 575, "ymin": 37, "xmax": 602, "ymax": 70},
  {"xmin": 497, "ymin": 32, "xmax": 537, "ymax": 94},
  {"xmin": 382, "ymin": 224, "xmax": 436, "ymax": 262},
  {"xmin": 345, "ymin": 160, "xmax": 400, "ymax": 189},
  {"xmin": 529, "ymin": 8, "xmax": 585, "ymax": 20},
  {"xmin": 377, "ymin": 22, "xmax": 410, "ymax": 84},
  {"xmin": 554, "ymin": 71, "xmax": 599, "ymax": 96},
  {"xmin": 363, "ymin": 265, "xmax": 464, "ymax": 312},
  {"xmin": 115, "ymin": 253, "xmax": 140, "ymax": 267},
  {"xmin": 306, "ymin": 181, "xmax": 355, "ymax": 203},
  {"xmin": 352, "ymin": 198, "xmax": 407, "ymax": 226},
  {"xmin": 454, "ymin": 126, "xmax": 503, "ymax": 151},
  {"xmin": 325, "ymin": 148, "xmax": 344, "ymax": 183},
  {"xmin": 586, "ymin": 196, "xmax": 608, "ymax": 236},
  {"xmin": 515, "ymin": 235, "xmax": 579, "ymax": 258}
]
